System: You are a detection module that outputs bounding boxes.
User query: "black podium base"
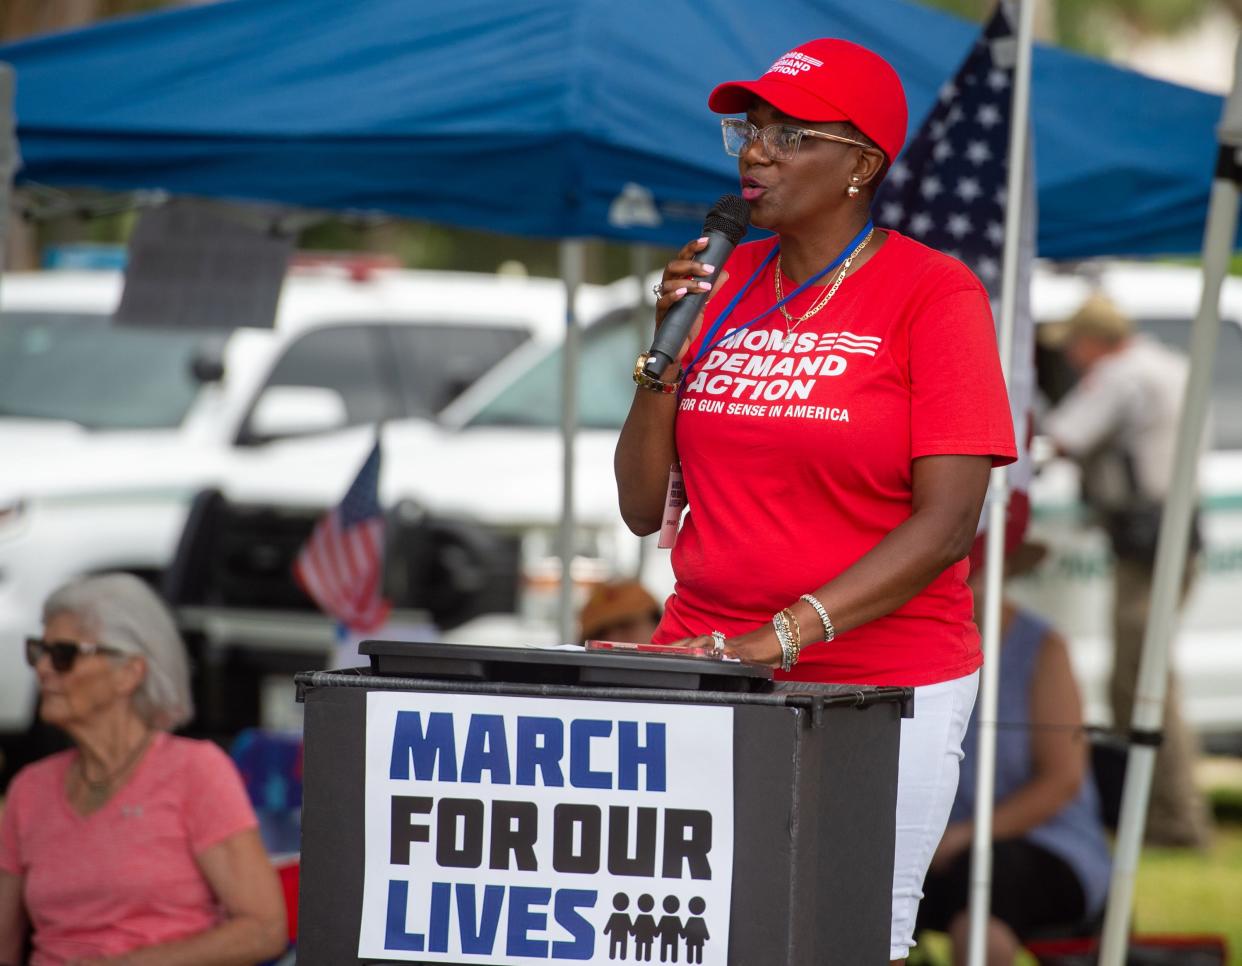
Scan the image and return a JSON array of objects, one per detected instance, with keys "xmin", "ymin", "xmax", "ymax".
[{"xmin": 295, "ymin": 660, "xmax": 906, "ymax": 965}]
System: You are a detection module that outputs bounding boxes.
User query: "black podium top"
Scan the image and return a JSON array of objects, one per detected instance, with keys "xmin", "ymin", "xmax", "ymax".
[{"xmin": 360, "ymin": 639, "xmax": 773, "ymax": 692}]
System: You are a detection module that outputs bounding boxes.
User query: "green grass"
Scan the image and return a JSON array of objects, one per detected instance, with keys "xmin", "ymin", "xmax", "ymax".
[
  {"xmin": 915, "ymin": 823, "xmax": 1242, "ymax": 965},
  {"xmin": 1132, "ymin": 824, "xmax": 1242, "ymax": 964}
]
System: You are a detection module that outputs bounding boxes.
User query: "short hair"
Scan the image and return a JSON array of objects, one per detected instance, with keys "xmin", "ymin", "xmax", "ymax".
[
  {"xmin": 43, "ymin": 573, "xmax": 194, "ymax": 730},
  {"xmin": 829, "ymin": 120, "xmax": 891, "ymax": 186},
  {"xmin": 1065, "ymin": 292, "xmax": 1132, "ymax": 345}
]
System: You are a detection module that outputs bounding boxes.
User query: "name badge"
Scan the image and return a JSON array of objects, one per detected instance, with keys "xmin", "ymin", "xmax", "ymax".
[{"xmin": 658, "ymin": 462, "xmax": 685, "ymax": 549}]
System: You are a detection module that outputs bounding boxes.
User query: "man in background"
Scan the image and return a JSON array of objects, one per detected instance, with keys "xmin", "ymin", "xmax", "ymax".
[{"xmin": 1043, "ymin": 293, "xmax": 1213, "ymax": 848}]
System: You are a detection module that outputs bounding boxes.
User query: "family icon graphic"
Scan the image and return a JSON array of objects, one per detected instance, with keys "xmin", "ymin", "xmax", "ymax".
[{"xmin": 603, "ymin": 893, "xmax": 710, "ymax": 963}]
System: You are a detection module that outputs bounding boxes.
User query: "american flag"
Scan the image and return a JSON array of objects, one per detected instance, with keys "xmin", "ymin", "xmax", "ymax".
[
  {"xmin": 875, "ymin": 1, "xmax": 1036, "ymax": 503},
  {"xmin": 293, "ymin": 440, "xmax": 392, "ymax": 632},
  {"xmin": 876, "ymin": 4, "xmax": 1020, "ymax": 291}
]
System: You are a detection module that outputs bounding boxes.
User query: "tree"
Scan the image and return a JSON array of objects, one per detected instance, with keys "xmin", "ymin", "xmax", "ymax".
[
  {"xmin": 920, "ymin": 0, "xmax": 1235, "ymax": 56},
  {"xmin": 3, "ymin": 1, "xmax": 188, "ymax": 269},
  {"xmin": 2, "ymin": 1, "xmax": 178, "ymax": 43}
]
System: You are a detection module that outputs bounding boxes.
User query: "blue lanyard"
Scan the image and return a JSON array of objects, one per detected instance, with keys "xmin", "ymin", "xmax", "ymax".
[{"xmin": 683, "ymin": 219, "xmax": 874, "ymax": 382}]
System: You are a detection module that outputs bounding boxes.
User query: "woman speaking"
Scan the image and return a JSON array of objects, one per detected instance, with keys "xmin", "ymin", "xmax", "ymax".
[{"xmin": 615, "ymin": 39, "xmax": 1016, "ymax": 964}]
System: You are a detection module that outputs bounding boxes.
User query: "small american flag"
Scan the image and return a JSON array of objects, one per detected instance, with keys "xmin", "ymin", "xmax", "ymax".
[
  {"xmin": 293, "ymin": 440, "xmax": 392, "ymax": 632},
  {"xmin": 875, "ymin": 1, "xmax": 1036, "ymax": 503}
]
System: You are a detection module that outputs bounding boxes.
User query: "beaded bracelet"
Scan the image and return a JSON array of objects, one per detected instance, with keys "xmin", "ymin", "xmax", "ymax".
[{"xmin": 800, "ymin": 593, "xmax": 836, "ymax": 643}]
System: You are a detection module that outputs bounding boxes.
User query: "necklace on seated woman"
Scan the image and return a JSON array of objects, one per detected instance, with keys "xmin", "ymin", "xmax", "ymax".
[{"xmin": 75, "ymin": 728, "xmax": 153, "ymax": 805}]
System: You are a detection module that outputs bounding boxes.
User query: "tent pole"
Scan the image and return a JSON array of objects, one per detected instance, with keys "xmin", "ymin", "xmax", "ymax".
[
  {"xmin": 558, "ymin": 239, "xmax": 586, "ymax": 643},
  {"xmin": 0, "ymin": 64, "xmax": 16, "ymax": 289},
  {"xmin": 965, "ymin": 3, "xmax": 1035, "ymax": 965},
  {"xmin": 1098, "ymin": 37, "xmax": 1242, "ymax": 966},
  {"xmin": 630, "ymin": 242, "xmax": 653, "ymax": 580}
]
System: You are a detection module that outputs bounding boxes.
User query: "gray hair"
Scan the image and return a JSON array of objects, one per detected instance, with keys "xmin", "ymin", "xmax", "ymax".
[{"xmin": 43, "ymin": 573, "xmax": 194, "ymax": 731}]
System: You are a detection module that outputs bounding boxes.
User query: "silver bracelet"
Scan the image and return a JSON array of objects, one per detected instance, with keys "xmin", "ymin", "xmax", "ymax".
[
  {"xmin": 800, "ymin": 593, "xmax": 836, "ymax": 643},
  {"xmin": 772, "ymin": 613, "xmax": 795, "ymax": 672}
]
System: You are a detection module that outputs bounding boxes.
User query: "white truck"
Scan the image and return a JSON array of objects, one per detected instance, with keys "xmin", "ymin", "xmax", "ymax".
[
  {"xmin": 4, "ymin": 257, "xmax": 1240, "ymax": 764},
  {"xmin": 439, "ymin": 259, "xmax": 1242, "ymax": 746},
  {"xmin": 0, "ymin": 261, "xmax": 641, "ymax": 753},
  {"xmin": 1012, "ymin": 261, "xmax": 1242, "ymax": 748}
]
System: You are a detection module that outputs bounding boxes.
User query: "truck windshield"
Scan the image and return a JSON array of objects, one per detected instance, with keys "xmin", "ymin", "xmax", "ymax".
[
  {"xmin": 465, "ymin": 310, "xmax": 641, "ymax": 430},
  {"xmin": 0, "ymin": 312, "xmax": 205, "ymax": 429}
]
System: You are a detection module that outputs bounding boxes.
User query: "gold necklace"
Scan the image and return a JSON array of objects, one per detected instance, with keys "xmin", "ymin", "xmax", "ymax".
[
  {"xmin": 76, "ymin": 729, "xmax": 152, "ymax": 803},
  {"xmin": 774, "ymin": 228, "xmax": 875, "ymax": 350}
]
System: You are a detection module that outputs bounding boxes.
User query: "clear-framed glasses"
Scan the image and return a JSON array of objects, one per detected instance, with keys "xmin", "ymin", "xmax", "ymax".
[{"xmin": 720, "ymin": 118, "xmax": 873, "ymax": 162}]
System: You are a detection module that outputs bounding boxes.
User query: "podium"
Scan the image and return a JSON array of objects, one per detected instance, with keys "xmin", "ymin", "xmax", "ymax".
[{"xmin": 295, "ymin": 643, "xmax": 910, "ymax": 965}]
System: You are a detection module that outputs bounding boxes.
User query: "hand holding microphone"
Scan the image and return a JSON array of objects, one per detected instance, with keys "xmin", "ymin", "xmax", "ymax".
[{"xmin": 641, "ymin": 195, "xmax": 750, "ymax": 381}]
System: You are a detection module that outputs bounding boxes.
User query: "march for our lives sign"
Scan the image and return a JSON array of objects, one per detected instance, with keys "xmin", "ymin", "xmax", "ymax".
[{"xmin": 359, "ymin": 692, "xmax": 734, "ymax": 965}]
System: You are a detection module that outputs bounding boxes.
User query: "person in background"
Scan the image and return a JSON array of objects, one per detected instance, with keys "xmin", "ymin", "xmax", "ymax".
[
  {"xmin": 579, "ymin": 579, "xmax": 663, "ymax": 644},
  {"xmin": 0, "ymin": 573, "xmax": 287, "ymax": 966},
  {"xmin": 1042, "ymin": 292, "xmax": 1213, "ymax": 848},
  {"xmin": 916, "ymin": 530, "xmax": 1112, "ymax": 965}
]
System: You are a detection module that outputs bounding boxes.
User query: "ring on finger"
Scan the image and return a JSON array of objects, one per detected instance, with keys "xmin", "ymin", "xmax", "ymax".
[
  {"xmin": 710, "ymin": 630, "xmax": 726, "ymax": 653},
  {"xmin": 651, "ymin": 281, "xmax": 663, "ymax": 298}
]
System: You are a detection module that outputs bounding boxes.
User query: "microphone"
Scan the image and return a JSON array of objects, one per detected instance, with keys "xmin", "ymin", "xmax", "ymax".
[{"xmin": 643, "ymin": 194, "xmax": 750, "ymax": 378}]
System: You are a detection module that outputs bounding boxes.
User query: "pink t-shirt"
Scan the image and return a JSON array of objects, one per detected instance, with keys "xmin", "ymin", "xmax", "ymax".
[
  {"xmin": 653, "ymin": 231, "xmax": 1016, "ymax": 686},
  {"xmin": 0, "ymin": 733, "xmax": 258, "ymax": 965}
]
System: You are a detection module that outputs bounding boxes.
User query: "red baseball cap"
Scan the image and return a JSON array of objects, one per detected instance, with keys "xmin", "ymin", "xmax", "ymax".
[{"xmin": 708, "ymin": 38, "xmax": 908, "ymax": 163}]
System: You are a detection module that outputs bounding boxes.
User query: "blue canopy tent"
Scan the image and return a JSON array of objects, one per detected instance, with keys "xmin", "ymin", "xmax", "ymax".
[
  {"xmin": 1, "ymin": 0, "xmax": 1235, "ymax": 646},
  {"xmin": 0, "ymin": 0, "xmax": 1233, "ymax": 258}
]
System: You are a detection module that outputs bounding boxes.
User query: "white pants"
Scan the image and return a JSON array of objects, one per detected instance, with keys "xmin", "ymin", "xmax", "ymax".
[
  {"xmin": 890, "ymin": 670, "xmax": 979, "ymax": 959},
  {"xmin": 773, "ymin": 671, "xmax": 979, "ymax": 959}
]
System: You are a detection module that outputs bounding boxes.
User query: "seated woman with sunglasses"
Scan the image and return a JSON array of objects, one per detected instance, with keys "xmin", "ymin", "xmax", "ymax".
[{"xmin": 0, "ymin": 574, "xmax": 287, "ymax": 966}]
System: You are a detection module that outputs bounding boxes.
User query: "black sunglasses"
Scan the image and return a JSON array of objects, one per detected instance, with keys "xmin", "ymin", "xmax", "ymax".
[{"xmin": 24, "ymin": 637, "xmax": 124, "ymax": 673}]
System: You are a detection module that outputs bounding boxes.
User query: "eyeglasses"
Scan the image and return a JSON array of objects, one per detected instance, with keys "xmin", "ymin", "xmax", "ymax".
[
  {"xmin": 720, "ymin": 118, "xmax": 874, "ymax": 162},
  {"xmin": 24, "ymin": 637, "xmax": 124, "ymax": 673}
]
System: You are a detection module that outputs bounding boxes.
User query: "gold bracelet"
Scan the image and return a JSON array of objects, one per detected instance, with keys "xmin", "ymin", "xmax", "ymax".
[
  {"xmin": 632, "ymin": 353, "xmax": 682, "ymax": 394},
  {"xmin": 780, "ymin": 607, "xmax": 802, "ymax": 666},
  {"xmin": 770, "ymin": 610, "xmax": 799, "ymax": 670},
  {"xmin": 772, "ymin": 611, "xmax": 795, "ymax": 672}
]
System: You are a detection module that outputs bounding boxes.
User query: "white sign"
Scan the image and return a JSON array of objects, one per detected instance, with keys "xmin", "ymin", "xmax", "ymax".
[{"xmin": 360, "ymin": 692, "xmax": 734, "ymax": 965}]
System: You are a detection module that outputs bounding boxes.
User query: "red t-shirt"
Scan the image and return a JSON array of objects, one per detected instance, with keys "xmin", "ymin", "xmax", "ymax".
[
  {"xmin": 0, "ymin": 733, "xmax": 259, "ymax": 965},
  {"xmin": 651, "ymin": 230, "xmax": 1017, "ymax": 686}
]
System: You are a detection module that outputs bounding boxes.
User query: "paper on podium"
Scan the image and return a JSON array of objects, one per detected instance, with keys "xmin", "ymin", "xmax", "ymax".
[{"xmin": 586, "ymin": 639, "xmax": 741, "ymax": 661}]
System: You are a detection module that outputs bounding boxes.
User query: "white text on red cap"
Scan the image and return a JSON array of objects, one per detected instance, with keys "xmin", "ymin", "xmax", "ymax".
[{"xmin": 767, "ymin": 51, "xmax": 825, "ymax": 77}]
